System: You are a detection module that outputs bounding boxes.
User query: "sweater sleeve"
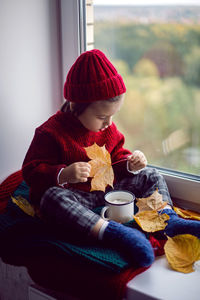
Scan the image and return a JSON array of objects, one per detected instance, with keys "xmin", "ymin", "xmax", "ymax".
[{"xmin": 22, "ymin": 128, "xmax": 66, "ymax": 203}]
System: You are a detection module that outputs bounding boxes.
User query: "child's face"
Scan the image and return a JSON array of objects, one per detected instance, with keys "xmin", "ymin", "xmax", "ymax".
[{"xmin": 77, "ymin": 95, "xmax": 124, "ymax": 132}]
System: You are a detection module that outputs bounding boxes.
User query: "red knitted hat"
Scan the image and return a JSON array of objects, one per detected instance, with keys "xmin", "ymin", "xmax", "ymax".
[{"xmin": 63, "ymin": 49, "xmax": 126, "ymax": 103}]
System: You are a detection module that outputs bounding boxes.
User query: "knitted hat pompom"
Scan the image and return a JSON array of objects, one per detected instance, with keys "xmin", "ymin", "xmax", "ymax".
[{"xmin": 63, "ymin": 49, "xmax": 126, "ymax": 103}]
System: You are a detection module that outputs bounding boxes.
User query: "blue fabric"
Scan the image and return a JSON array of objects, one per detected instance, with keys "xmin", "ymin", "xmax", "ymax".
[
  {"xmin": 13, "ymin": 180, "xmax": 30, "ymax": 199},
  {"xmin": 162, "ymin": 209, "xmax": 200, "ymax": 238},
  {"xmin": 104, "ymin": 220, "xmax": 155, "ymax": 267}
]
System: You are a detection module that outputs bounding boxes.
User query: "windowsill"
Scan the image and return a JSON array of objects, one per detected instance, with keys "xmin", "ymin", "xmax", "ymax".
[
  {"xmin": 163, "ymin": 172, "xmax": 200, "ymax": 213},
  {"xmin": 126, "ymin": 255, "xmax": 200, "ymax": 300}
]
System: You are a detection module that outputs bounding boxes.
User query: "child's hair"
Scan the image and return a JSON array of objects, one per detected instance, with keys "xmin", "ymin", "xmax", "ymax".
[{"xmin": 61, "ymin": 95, "xmax": 122, "ymax": 116}]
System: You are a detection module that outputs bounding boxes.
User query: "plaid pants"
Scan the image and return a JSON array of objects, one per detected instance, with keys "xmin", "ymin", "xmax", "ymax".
[{"xmin": 40, "ymin": 167, "xmax": 172, "ymax": 237}]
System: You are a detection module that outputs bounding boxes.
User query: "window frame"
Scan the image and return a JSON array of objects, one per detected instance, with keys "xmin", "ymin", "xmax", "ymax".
[
  {"xmin": 161, "ymin": 170, "xmax": 200, "ymax": 212},
  {"xmin": 60, "ymin": 0, "xmax": 83, "ymax": 85},
  {"xmin": 61, "ymin": 0, "xmax": 200, "ymax": 212}
]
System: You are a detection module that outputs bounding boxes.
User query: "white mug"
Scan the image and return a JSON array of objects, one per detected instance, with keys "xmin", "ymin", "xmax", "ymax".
[{"xmin": 101, "ymin": 190, "xmax": 135, "ymax": 223}]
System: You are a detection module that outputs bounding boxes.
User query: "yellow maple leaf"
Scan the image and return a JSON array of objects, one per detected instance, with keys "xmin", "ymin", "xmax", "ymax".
[
  {"xmin": 164, "ymin": 234, "xmax": 200, "ymax": 273},
  {"xmin": 173, "ymin": 206, "xmax": 200, "ymax": 221},
  {"xmin": 11, "ymin": 195, "xmax": 35, "ymax": 217},
  {"xmin": 84, "ymin": 143, "xmax": 114, "ymax": 192},
  {"xmin": 136, "ymin": 189, "xmax": 168, "ymax": 212},
  {"xmin": 134, "ymin": 210, "xmax": 169, "ymax": 232}
]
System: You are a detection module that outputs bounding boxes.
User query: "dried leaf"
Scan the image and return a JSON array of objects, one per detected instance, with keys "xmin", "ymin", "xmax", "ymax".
[
  {"xmin": 164, "ymin": 234, "xmax": 200, "ymax": 273},
  {"xmin": 84, "ymin": 143, "xmax": 114, "ymax": 192},
  {"xmin": 173, "ymin": 206, "xmax": 200, "ymax": 221},
  {"xmin": 136, "ymin": 189, "xmax": 167, "ymax": 212},
  {"xmin": 11, "ymin": 195, "xmax": 35, "ymax": 217},
  {"xmin": 134, "ymin": 210, "xmax": 169, "ymax": 232}
]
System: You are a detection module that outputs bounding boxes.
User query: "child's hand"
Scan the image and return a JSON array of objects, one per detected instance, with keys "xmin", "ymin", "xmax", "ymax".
[
  {"xmin": 127, "ymin": 150, "xmax": 147, "ymax": 172},
  {"xmin": 59, "ymin": 162, "xmax": 91, "ymax": 184}
]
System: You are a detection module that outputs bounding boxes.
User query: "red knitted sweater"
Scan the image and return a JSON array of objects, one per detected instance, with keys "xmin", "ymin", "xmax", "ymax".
[{"xmin": 22, "ymin": 110, "xmax": 132, "ymax": 204}]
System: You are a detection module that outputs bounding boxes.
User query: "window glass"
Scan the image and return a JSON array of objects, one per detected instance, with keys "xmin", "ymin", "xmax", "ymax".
[{"xmin": 86, "ymin": 0, "xmax": 200, "ymax": 176}]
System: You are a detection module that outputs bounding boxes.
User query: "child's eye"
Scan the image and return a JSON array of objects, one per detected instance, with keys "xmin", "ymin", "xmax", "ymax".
[{"xmin": 98, "ymin": 116, "xmax": 106, "ymax": 120}]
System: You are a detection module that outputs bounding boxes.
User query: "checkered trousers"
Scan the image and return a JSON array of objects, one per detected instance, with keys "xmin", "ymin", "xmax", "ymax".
[{"xmin": 40, "ymin": 167, "xmax": 172, "ymax": 237}]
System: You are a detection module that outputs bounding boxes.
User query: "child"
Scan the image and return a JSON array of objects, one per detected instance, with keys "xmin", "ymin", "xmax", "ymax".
[{"xmin": 22, "ymin": 49, "xmax": 200, "ymax": 268}]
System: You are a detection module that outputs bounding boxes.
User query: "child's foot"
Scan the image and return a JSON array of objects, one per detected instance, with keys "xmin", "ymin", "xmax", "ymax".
[
  {"xmin": 161, "ymin": 209, "xmax": 200, "ymax": 238},
  {"xmin": 102, "ymin": 221, "xmax": 154, "ymax": 267}
]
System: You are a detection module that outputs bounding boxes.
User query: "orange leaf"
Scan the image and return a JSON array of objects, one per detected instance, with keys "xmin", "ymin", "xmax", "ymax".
[
  {"xmin": 164, "ymin": 234, "xmax": 200, "ymax": 273},
  {"xmin": 136, "ymin": 189, "xmax": 167, "ymax": 212},
  {"xmin": 134, "ymin": 210, "xmax": 169, "ymax": 232},
  {"xmin": 11, "ymin": 195, "xmax": 35, "ymax": 217},
  {"xmin": 84, "ymin": 143, "xmax": 114, "ymax": 192},
  {"xmin": 173, "ymin": 206, "xmax": 200, "ymax": 221}
]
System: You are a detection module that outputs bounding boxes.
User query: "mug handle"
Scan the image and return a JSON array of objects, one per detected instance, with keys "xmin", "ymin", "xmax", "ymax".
[{"xmin": 101, "ymin": 206, "xmax": 110, "ymax": 220}]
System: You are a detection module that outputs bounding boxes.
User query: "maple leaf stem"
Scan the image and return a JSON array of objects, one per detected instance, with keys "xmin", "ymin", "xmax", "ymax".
[{"xmin": 112, "ymin": 158, "xmax": 128, "ymax": 166}]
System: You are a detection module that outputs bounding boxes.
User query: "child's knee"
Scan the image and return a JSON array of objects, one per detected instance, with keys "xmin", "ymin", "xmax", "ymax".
[
  {"xmin": 40, "ymin": 186, "xmax": 62, "ymax": 210},
  {"xmin": 42, "ymin": 186, "xmax": 60, "ymax": 200},
  {"xmin": 146, "ymin": 167, "xmax": 164, "ymax": 183}
]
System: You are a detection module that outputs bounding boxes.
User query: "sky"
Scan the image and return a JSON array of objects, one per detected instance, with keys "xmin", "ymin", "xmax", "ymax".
[{"xmin": 94, "ymin": 0, "xmax": 200, "ymax": 5}]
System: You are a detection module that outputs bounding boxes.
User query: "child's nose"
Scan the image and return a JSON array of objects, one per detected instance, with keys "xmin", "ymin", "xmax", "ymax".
[{"xmin": 105, "ymin": 116, "xmax": 112, "ymax": 126}]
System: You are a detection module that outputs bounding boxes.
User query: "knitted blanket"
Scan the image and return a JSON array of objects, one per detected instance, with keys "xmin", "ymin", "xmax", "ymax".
[{"xmin": 0, "ymin": 171, "xmax": 165, "ymax": 300}]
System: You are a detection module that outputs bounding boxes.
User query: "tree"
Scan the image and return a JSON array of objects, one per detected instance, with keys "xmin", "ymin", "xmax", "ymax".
[
  {"xmin": 133, "ymin": 58, "xmax": 159, "ymax": 77},
  {"xmin": 143, "ymin": 42, "xmax": 184, "ymax": 78},
  {"xmin": 184, "ymin": 47, "xmax": 200, "ymax": 86}
]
